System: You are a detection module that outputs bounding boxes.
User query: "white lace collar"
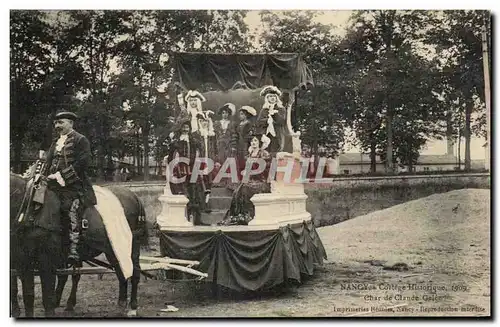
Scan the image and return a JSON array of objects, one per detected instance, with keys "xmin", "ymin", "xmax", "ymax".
[{"xmin": 55, "ymin": 133, "xmax": 70, "ymax": 152}]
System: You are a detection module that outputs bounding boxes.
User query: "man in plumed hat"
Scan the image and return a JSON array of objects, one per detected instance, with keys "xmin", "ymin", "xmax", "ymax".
[
  {"xmin": 256, "ymin": 85, "xmax": 286, "ymax": 155},
  {"xmin": 180, "ymin": 90, "xmax": 207, "ymax": 133},
  {"xmin": 167, "ymin": 119, "xmax": 205, "ymax": 224},
  {"xmin": 42, "ymin": 111, "xmax": 97, "ymax": 265},
  {"xmin": 194, "ymin": 111, "xmax": 217, "ymax": 211}
]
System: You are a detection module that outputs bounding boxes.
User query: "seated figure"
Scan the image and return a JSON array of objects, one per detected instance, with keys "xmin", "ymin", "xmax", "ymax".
[{"xmin": 218, "ymin": 130, "xmax": 271, "ymax": 226}]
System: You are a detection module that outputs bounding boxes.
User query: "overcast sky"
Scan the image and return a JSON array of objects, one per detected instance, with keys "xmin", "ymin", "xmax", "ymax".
[{"xmin": 244, "ymin": 10, "xmax": 353, "ymax": 37}]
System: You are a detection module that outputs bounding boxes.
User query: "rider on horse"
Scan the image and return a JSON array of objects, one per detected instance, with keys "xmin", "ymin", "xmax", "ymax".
[{"xmin": 42, "ymin": 111, "xmax": 97, "ymax": 266}]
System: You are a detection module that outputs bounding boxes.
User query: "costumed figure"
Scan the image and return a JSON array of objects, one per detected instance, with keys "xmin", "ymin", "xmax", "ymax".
[
  {"xmin": 218, "ymin": 130, "xmax": 272, "ymax": 226},
  {"xmin": 195, "ymin": 111, "xmax": 217, "ymax": 212},
  {"xmin": 175, "ymin": 90, "xmax": 206, "ymax": 134},
  {"xmin": 256, "ymin": 85, "xmax": 287, "ymax": 155},
  {"xmin": 167, "ymin": 119, "xmax": 205, "ymax": 225},
  {"xmin": 230, "ymin": 106, "xmax": 257, "ymax": 182},
  {"xmin": 213, "ymin": 103, "xmax": 236, "ymax": 186},
  {"xmin": 213, "ymin": 103, "xmax": 236, "ymax": 166},
  {"xmin": 42, "ymin": 111, "xmax": 97, "ymax": 265}
]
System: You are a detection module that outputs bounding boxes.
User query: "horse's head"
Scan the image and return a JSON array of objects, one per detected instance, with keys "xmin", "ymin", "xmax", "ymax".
[
  {"xmin": 10, "ymin": 173, "xmax": 27, "ymax": 221},
  {"xmin": 10, "ymin": 173, "xmax": 26, "ymax": 197},
  {"xmin": 10, "ymin": 172, "xmax": 62, "ymax": 232}
]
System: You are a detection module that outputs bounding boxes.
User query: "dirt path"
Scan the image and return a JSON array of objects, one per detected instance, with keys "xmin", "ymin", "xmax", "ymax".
[{"xmin": 18, "ymin": 189, "xmax": 490, "ymax": 317}]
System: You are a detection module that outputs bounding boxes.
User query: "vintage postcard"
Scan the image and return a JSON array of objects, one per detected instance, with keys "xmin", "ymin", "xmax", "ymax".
[{"xmin": 9, "ymin": 9, "xmax": 491, "ymax": 318}]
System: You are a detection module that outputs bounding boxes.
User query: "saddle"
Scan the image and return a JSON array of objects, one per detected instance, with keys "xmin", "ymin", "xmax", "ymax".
[{"xmin": 15, "ymin": 173, "xmax": 91, "ymax": 243}]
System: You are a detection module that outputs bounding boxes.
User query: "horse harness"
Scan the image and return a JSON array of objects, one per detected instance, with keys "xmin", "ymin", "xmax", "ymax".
[
  {"xmin": 15, "ymin": 160, "xmax": 47, "ymax": 228},
  {"xmin": 14, "ymin": 159, "xmax": 89, "ymax": 236}
]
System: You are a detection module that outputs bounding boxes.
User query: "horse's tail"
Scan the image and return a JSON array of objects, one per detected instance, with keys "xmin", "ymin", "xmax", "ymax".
[{"xmin": 135, "ymin": 195, "xmax": 149, "ymax": 249}]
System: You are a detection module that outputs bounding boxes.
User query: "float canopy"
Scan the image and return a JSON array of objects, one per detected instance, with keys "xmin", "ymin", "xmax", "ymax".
[{"xmin": 173, "ymin": 52, "xmax": 314, "ymax": 92}]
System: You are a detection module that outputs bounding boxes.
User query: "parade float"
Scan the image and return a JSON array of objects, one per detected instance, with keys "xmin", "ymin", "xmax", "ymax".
[{"xmin": 156, "ymin": 52, "xmax": 327, "ymax": 292}]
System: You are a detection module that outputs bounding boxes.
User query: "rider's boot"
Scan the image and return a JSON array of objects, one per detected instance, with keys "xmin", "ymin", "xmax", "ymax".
[{"xmin": 67, "ymin": 199, "xmax": 81, "ymax": 266}]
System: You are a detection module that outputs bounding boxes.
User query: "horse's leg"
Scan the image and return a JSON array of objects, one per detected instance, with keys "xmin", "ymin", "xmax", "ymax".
[
  {"xmin": 118, "ymin": 276, "xmax": 128, "ymax": 309},
  {"xmin": 55, "ymin": 275, "xmax": 68, "ymax": 308},
  {"xmin": 65, "ymin": 268, "xmax": 81, "ymax": 312},
  {"xmin": 10, "ymin": 274, "xmax": 20, "ymax": 318},
  {"xmin": 38, "ymin": 231, "xmax": 62, "ymax": 317},
  {"xmin": 39, "ymin": 270, "xmax": 57, "ymax": 317},
  {"xmin": 17, "ymin": 232, "xmax": 35, "ymax": 318},
  {"xmin": 20, "ymin": 272, "xmax": 35, "ymax": 318},
  {"xmin": 128, "ymin": 241, "xmax": 141, "ymax": 316},
  {"xmin": 105, "ymin": 253, "xmax": 128, "ymax": 310}
]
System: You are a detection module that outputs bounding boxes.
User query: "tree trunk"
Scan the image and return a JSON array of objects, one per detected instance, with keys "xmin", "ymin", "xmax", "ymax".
[
  {"xmin": 96, "ymin": 142, "xmax": 106, "ymax": 182},
  {"xmin": 381, "ymin": 12, "xmax": 395, "ymax": 175},
  {"xmin": 142, "ymin": 127, "xmax": 150, "ymax": 181},
  {"xmin": 446, "ymin": 111, "xmax": 454, "ymax": 155},
  {"xmin": 133, "ymin": 146, "xmax": 137, "ymax": 173},
  {"xmin": 370, "ymin": 140, "xmax": 377, "ymax": 173},
  {"xmin": 464, "ymin": 99, "xmax": 472, "ymax": 171},
  {"xmin": 408, "ymin": 150, "xmax": 413, "ymax": 173},
  {"xmin": 107, "ymin": 145, "xmax": 114, "ymax": 182},
  {"xmin": 95, "ymin": 120, "xmax": 106, "ymax": 182},
  {"xmin": 386, "ymin": 112, "xmax": 394, "ymax": 174},
  {"xmin": 136, "ymin": 131, "xmax": 142, "ymax": 175},
  {"xmin": 457, "ymin": 126, "xmax": 461, "ymax": 170}
]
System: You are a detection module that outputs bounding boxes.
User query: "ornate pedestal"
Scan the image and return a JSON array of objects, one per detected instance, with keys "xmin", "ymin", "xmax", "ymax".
[
  {"xmin": 157, "ymin": 192, "xmax": 192, "ymax": 227},
  {"xmin": 156, "ymin": 156, "xmax": 193, "ymax": 228},
  {"xmin": 249, "ymin": 151, "xmax": 311, "ymax": 226}
]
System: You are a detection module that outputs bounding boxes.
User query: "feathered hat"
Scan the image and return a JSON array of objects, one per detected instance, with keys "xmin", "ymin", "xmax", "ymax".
[
  {"xmin": 196, "ymin": 110, "xmax": 215, "ymax": 120},
  {"xmin": 247, "ymin": 127, "xmax": 271, "ymax": 150},
  {"xmin": 218, "ymin": 103, "xmax": 236, "ymax": 116},
  {"xmin": 259, "ymin": 85, "xmax": 282, "ymax": 97},
  {"xmin": 185, "ymin": 90, "xmax": 207, "ymax": 103},
  {"xmin": 240, "ymin": 105, "xmax": 257, "ymax": 117},
  {"xmin": 174, "ymin": 117, "xmax": 192, "ymax": 133}
]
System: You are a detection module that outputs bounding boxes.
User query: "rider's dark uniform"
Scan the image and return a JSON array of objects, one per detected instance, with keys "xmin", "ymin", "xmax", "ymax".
[{"xmin": 44, "ymin": 112, "xmax": 97, "ymax": 263}]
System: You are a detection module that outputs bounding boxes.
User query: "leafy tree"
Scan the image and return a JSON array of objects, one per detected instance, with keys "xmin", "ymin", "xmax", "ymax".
[
  {"xmin": 10, "ymin": 10, "xmax": 53, "ymax": 172},
  {"xmin": 58, "ymin": 10, "xmax": 133, "ymax": 180},
  {"xmin": 342, "ymin": 10, "xmax": 442, "ymax": 173},
  {"xmin": 425, "ymin": 10, "xmax": 490, "ymax": 171}
]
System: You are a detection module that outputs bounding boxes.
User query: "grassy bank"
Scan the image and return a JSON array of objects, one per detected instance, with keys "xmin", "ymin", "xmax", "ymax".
[{"xmin": 306, "ymin": 177, "xmax": 490, "ymax": 227}]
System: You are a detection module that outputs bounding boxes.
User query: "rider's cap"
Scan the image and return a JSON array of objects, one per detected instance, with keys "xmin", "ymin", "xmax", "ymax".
[{"xmin": 54, "ymin": 111, "xmax": 78, "ymax": 121}]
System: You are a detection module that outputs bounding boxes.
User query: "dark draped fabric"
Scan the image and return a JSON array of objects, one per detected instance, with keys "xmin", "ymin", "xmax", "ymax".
[
  {"xmin": 159, "ymin": 221, "xmax": 327, "ymax": 292},
  {"xmin": 174, "ymin": 53, "xmax": 314, "ymax": 91}
]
